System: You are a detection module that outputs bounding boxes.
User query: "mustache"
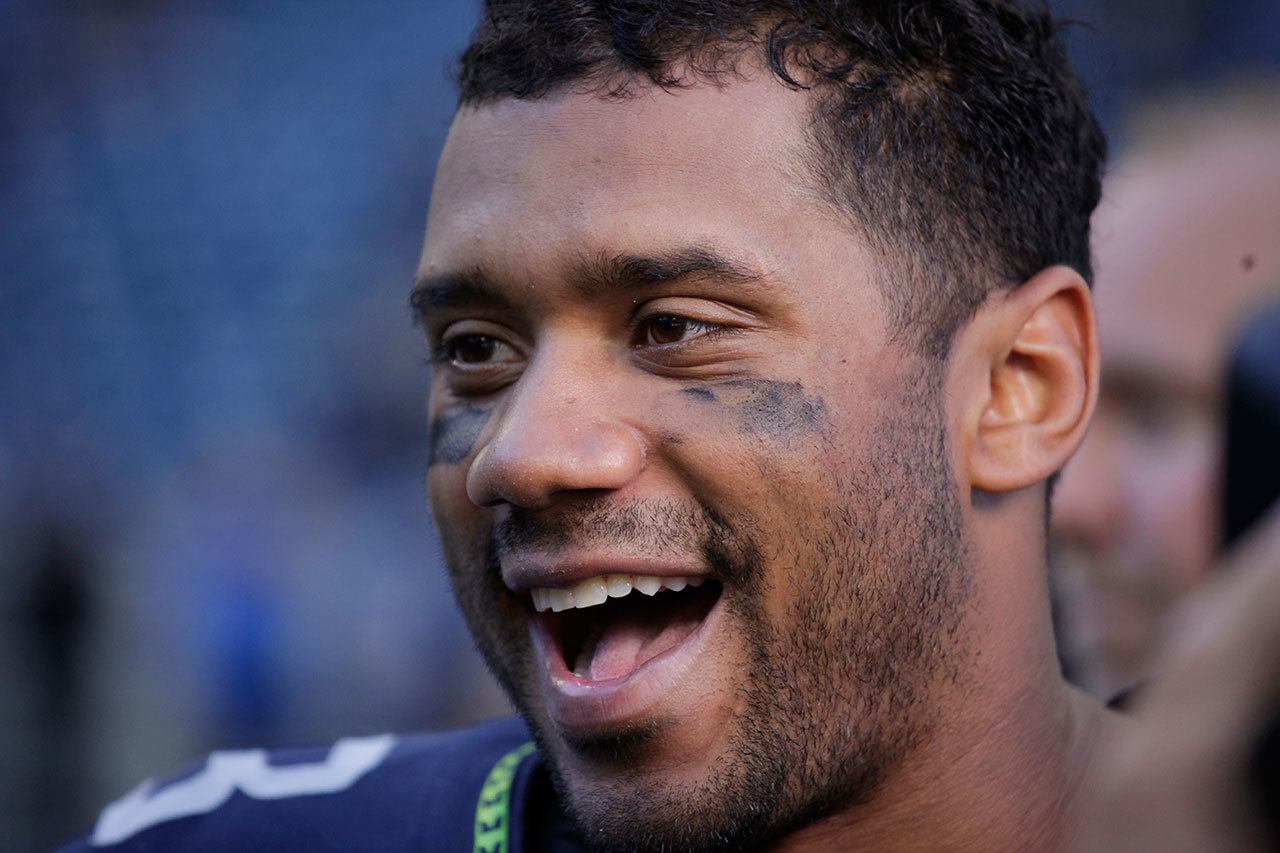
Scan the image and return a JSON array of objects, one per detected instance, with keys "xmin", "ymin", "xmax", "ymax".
[
  {"xmin": 490, "ymin": 498, "xmax": 759, "ymax": 587},
  {"xmin": 493, "ymin": 498, "xmax": 708, "ymax": 554}
]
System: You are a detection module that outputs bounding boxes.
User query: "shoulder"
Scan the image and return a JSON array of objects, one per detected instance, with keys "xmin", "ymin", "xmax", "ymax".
[{"xmin": 61, "ymin": 716, "xmax": 537, "ymax": 852}]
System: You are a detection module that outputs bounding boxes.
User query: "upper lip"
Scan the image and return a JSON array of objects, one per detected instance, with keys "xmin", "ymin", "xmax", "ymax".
[{"xmin": 501, "ymin": 550, "xmax": 712, "ymax": 593}]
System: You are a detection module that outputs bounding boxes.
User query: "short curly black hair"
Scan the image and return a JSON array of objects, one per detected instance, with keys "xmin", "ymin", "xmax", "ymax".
[{"xmin": 457, "ymin": 0, "xmax": 1105, "ymax": 357}]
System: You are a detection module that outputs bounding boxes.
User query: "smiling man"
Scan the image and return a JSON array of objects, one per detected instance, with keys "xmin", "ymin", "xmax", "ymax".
[
  {"xmin": 415, "ymin": 0, "xmax": 1112, "ymax": 850},
  {"xmin": 67, "ymin": 1, "xmax": 1128, "ymax": 851}
]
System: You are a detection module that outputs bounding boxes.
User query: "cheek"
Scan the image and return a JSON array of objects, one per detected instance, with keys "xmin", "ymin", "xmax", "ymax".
[
  {"xmin": 676, "ymin": 379, "xmax": 830, "ymax": 449},
  {"xmin": 427, "ymin": 405, "xmax": 491, "ymax": 468},
  {"xmin": 655, "ymin": 381, "xmax": 853, "ymax": 604},
  {"xmin": 659, "ymin": 378, "xmax": 838, "ymax": 505},
  {"xmin": 427, "ymin": 467, "xmax": 534, "ymax": 681},
  {"xmin": 425, "ymin": 403, "xmax": 494, "ymax": 538},
  {"xmin": 428, "ymin": 466, "xmax": 487, "ymax": 564}
]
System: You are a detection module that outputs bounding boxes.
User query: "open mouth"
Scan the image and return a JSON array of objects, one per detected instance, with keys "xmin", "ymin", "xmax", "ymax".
[{"xmin": 530, "ymin": 576, "xmax": 723, "ymax": 683}]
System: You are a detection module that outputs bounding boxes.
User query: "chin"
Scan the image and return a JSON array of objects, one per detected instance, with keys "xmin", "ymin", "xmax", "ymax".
[{"xmin": 547, "ymin": 743, "xmax": 786, "ymax": 853}]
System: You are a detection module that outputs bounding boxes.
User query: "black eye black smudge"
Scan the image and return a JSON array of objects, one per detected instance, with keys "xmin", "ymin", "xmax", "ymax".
[
  {"xmin": 427, "ymin": 406, "xmax": 491, "ymax": 467},
  {"xmin": 682, "ymin": 378, "xmax": 828, "ymax": 442},
  {"xmin": 682, "ymin": 387, "xmax": 717, "ymax": 402}
]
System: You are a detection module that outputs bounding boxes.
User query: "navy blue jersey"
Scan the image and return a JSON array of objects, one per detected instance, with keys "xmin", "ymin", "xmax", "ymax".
[{"xmin": 61, "ymin": 716, "xmax": 586, "ymax": 852}]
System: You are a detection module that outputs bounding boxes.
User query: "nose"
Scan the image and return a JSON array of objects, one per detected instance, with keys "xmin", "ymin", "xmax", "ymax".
[
  {"xmin": 465, "ymin": 355, "xmax": 647, "ymax": 510},
  {"xmin": 1052, "ymin": 413, "xmax": 1128, "ymax": 550}
]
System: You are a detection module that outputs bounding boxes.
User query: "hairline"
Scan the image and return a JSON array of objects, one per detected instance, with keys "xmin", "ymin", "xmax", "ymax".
[{"xmin": 457, "ymin": 64, "xmax": 995, "ymax": 360}]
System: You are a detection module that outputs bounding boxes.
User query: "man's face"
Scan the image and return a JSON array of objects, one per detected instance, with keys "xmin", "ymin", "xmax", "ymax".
[
  {"xmin": 1052, "ymin": 130, "xmax": 1280, "ymax": 699},
  {"xmin": 418, "ymin": 73, "xmax": 972, "ymax": 850}
]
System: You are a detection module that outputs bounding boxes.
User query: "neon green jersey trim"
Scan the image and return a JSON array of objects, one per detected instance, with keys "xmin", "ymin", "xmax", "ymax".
[{"xmin": 473, "ymin": 741, "xmax": 537, "ymax": 853}]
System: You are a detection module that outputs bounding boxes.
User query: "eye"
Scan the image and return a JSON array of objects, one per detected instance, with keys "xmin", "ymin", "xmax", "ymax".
[
  {"xmin": 1114, "ymin": 389, "xmax": 1198, "ymax": 442},
  {"xmin": 639, "ymin": 314, "xmax": 719, "ymax": 347},
  {"xmin": 437, "ymin": 333, "xmax": 518, "ymax": 368},
  {"xmin": 1128, "ymin": 396, "xmax": 1179, "ymax": 437}
]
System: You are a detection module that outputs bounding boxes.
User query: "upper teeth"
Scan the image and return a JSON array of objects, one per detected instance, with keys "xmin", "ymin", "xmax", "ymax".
[{"xmin": 531, "ymin": 575, "xmax": 706, "ymax": 612}]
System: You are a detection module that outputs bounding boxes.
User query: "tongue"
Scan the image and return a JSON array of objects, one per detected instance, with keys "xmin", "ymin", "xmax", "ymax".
[{"xmin": 586, "ymin": 611, "xmax": 700, "ymax": 682}]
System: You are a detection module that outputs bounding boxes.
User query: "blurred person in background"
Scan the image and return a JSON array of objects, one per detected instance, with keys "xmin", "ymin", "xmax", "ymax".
[{"xmin": 1052, "ymin": 85, "xmax": 1280, "ymax": 700}]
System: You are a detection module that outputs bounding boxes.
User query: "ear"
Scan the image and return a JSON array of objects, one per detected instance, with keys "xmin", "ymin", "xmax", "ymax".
[{"xmin": 959, "ymin": 265, "xmax": 1100, "ymax": 494}]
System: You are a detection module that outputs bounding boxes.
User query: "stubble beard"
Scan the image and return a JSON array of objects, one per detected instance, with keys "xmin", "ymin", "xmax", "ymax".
[{"xmin": 445, "ymin": 379, "xmax": 973, "ymax": 853}]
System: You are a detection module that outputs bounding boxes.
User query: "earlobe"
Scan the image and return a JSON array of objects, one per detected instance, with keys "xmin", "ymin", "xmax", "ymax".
[{"xmin": 967, "ymin": 265, "xmax": 1099, "ymax": 494}]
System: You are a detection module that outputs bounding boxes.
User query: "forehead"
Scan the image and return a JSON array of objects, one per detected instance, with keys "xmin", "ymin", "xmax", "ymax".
[
  {"xmin": 1092, "ymin": 130, "xmax": 1280, "ymax": 395},
  {"xmin": 420, "ymin": 72, "xmax": 848, "ymax": 286}
]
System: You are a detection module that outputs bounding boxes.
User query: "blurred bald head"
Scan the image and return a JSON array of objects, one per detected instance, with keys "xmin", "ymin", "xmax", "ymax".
[{"xmin": 1053, "ymin": 84, "xmax": 1280, "ymax": 699}]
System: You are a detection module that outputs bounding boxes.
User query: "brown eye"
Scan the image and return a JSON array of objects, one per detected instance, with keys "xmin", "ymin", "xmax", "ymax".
[
  {"xmin": 643, "ymin": 315, "xmax": 713, "ymax": 346},
  {"xmin": 442, "ymin": 334, "xmax": 510, "ymax": 366},
  {"xmin": 649, "ymin": 316, "xmax": 688, "ymax": 345}
]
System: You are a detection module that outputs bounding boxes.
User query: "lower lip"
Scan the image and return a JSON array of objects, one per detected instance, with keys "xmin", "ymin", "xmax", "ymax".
[{"xmin": 529, "ymin": 592, "xmax": 727, "ymax": 732}]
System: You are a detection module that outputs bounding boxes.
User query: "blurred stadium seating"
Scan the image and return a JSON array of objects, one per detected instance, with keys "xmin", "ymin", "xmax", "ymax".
[{"xmin": 1, "ymin": 0, "xmax": 1276, "ymax": 848}]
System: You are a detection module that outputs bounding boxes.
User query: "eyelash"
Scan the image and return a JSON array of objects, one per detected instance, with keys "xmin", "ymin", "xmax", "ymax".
[
  {"xmin": 432, "ymin": 334, "xmax": 510, "ymax": 367},
  {"xmin": 429, "ymin": 311, "xmax": 736, "ymax": 380},
  {"xmin": 632, "ymin": 313, "xmax": 730, "ymax": 349}
]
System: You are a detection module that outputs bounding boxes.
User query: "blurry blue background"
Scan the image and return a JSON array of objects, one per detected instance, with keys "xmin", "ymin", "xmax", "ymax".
[{"xmin": 0, "ymin": 0, "xmax": 1277, "ymax": 848}]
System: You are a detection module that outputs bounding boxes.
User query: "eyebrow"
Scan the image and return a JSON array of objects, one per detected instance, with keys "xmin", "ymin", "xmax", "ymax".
[
  {"xmin": 1102, "ymin": 363, "xmax": 1217, "ymax": 408},
  {"xmin": 410, "ymin": 246, "xmax": 771, "ymax": 326},
  {"xmin": 410, "ymin": 268, "xmax": 516, "ymax": 327},
  {"xmin": 573, "ymin": 246, "xmax": 769, "ymax": 298}
]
